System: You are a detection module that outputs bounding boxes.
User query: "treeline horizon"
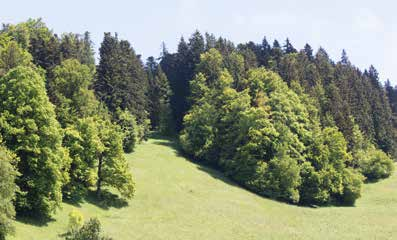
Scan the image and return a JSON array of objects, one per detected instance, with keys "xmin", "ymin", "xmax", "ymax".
[{"xmin": 0, "ymin": 18, "xmax": 396, "ymax": 239}]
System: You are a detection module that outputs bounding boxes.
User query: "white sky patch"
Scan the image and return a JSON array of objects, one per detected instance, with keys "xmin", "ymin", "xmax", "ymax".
[
  {"xmin": 233, "ymin": 15, "xmax": 247, "ymax": 26},
  {"xmin": 178, "ymin": 0, "xmax": 199, "ymax": 14},
  {"xmin": 382, "ymin": 32, "xmax": 397, "ymax": 83},
  {"xmin": 353, "ymin": 8, "xmax": 384, "ymax": 32},
  {"xmin": 250, "ymin": 13, "xmax": 297, "ymax": 26}
]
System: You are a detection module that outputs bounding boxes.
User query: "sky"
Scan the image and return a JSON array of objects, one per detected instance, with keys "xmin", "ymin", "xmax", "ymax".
[{"xmin": 1, "ymin": 0, "xmax": 396, "ymax": 84}]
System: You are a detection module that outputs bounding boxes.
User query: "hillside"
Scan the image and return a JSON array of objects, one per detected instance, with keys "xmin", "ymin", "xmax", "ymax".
[{"xmin": 10, "ymin": 136, "xmax": 397, "ymax": 240}]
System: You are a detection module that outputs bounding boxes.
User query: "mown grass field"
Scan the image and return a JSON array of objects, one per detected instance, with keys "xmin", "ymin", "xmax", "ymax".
[{"xmin": 10, "ymin": 136, "xmax": 397, "ymax": 240}]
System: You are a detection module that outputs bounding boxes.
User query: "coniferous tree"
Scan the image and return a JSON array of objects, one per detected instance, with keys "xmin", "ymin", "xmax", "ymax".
[
  {"xmin": 284, "ymin": 38, "xmax": 297, "ymax": 54},
  {"xmin": 95, "ymin": 33, "xmax": 148, "ymax": 124},
  {"xmin": 365, "ymin": 66, "xmax": 396, "ymax": 155},
  {"xmin": 303, "ymin": 43, "xmax": 314, "ymax": 61},
  {"xmin": 161, "ymin": 32, "xmax": 205, "ymax": 131},
  {"xmin": 146, "ymin": 57, "xmax": 174, "ymax": 134},
  {"xmin": 269, "ymin": 40, "xmax": 283, "ymax": 71}
]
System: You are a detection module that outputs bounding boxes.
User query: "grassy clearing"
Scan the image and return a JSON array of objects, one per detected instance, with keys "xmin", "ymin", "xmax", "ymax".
[{"xmin": 10, "ymin": 136, "xmax": 397, "ymax": 240}]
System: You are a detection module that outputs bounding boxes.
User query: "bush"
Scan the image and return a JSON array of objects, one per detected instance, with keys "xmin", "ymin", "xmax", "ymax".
[
  {"xmin": 65, "ymin": 218, "xmax": 112, "ymax": 240},
  {"xmin": 339, "ymin": 168, "xmax": 364, "ymax": 205},
  {"xmin": 116, "ymin": 109, "xmax": 138, "ymax": 153},
  {"xmin": 261, "ymin": 152, "xmax": 301, "ymax": 203},
  {"xmin": 299, "ymin": 162, "xmax": 331, "ymax": 205},
  {"xmin": 357, "ymin": 148, "xmax": 394, "ymax": 180},
  {"xmin": 67, "ymin": 209, "xmax": 84, "ymax": 232}
]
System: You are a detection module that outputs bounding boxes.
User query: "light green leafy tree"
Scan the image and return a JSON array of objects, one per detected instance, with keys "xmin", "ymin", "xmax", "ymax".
[
  {"xmin": 0, "ymin": 145, "xmax": 18, "ymax": 240},
  {"xmin": 0, "ymin": 66, "xmax": 69, "ymax": 218},
  {"xmin": 49, "ymin": 59, "xmax": 98, "ymax": 126}
]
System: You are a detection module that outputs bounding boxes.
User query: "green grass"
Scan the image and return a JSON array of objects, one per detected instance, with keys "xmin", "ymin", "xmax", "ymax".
[{"xmin": 10, "ymin": 136, "xmax": 397, "ymax": 240}]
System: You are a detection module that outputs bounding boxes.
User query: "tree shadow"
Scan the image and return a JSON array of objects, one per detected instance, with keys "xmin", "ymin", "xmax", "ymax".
[
  {"xmin": 84, "ymin": 190, "xmax": 129, "ymax": 210},
  {"xmin": 15, "ymin": 214, "xmax": 55, "ymax": 227},
  {"xmin": 150, "ymin": 132, "xmax": 184, "ymax": 157},
  {"xmin": 62, "ymin": 196, "xmax": 84, "ymax": 208},
  {"xmin": 195, "ymin": 165, "xmax": 239, "ymax": 187},
  {"xmin": 363, "ymin": 177, "xmax": 387, "ymax": 184},
  {"xmin": 14, "ymin": 190, "xmax": 128, "ymax": 229}
]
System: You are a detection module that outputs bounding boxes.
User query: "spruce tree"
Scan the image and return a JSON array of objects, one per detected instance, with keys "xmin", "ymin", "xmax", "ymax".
[
  {"xmin": 284, "ymin": 38, "xmax": 297, "ymax": 54},
  {"xmin": 96, "ymin": 33, "xmax": 148, "ymax": 124},
  {"xmin": 161, "ymin": 32, "xmax": 205, "ymax": 131},
  {"xmin": 146, "ymin": 57, "xmax": 174, "ymax": 134},
  {"xmin": 303, "ymin": 43, "xmax": 314, "ymax": 61}
]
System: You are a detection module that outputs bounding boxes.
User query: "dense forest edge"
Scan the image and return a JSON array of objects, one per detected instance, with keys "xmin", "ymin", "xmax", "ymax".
[{"xmin": 0, "ymin": 18, "xmax": 396, "ymax": 239}]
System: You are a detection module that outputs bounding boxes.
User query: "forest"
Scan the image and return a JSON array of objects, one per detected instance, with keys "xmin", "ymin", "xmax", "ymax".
[{"xmin": 0, "ymin": 19, "xmax": 396, "ymax": 239}]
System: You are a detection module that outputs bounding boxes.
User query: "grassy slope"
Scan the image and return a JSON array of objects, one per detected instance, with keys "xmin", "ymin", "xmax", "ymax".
[{"xmin": 11, "ymin": 136, "xmax": 397, "ymax": 240}]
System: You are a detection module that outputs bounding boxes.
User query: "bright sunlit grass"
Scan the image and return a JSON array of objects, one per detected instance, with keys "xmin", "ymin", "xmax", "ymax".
[{"xmin": 10, "ymin": 136, "xmax": 397, "ymax": 240}]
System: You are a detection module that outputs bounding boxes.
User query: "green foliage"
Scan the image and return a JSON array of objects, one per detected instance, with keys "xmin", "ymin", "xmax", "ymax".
[
  {"xmin": 115, "ymin": 109, "xmax": 138, "ymax": 153},
  {"xmin": 0, "ymin": 146, "xmax": 18, "ymax": 240},
  {"xmin": 0, "ymin": 39, "xmax": 33, "ymax": 76},
  {"xmin": 357, "ymin": 147, "xmax": 394, "ymax": 180},
  {"xmin": 146, "ymin": 57, "xmax": 174, "ymax": 135},
  {"xmin": 63, "ymin": 116, "xmax": 135, "ymax": 200},
  {"xmin": 59, "ymin": 32, "xmax": 95, "ymax": 68},
  {"xmin": 351, "ymin": 125, "xmax": 394, "ymax": 181},
  {"xmin": 254, "ymin": 150, "xmax": 301, "ymax": 203},
  {"xmin": 68, "ymin": 209, "xmax": 84, "ymax": 232},
  {"xmin": 65, "ymin": 218, "xmax": 112, "ymax": 240},
  {"xmin": 1, "ymin": 19, "xmax": 95, "ymax": 75},
  {"xmin": 181, "ymin": 49, "xmax": 364, "ymax": 205},
  {"xmin": 180, "ymin": 102, "xmax": 218, "ymax": 161},
  {"xmin": 340, "ymin": 168, "xmax": 363, "ymax": 205},
  {"xmin": 160, "ymin": 32, "xmax": 205, "ymax": 131},
  {"xmin": 0, "ymin": 66, "xmax": 69, "ymax": 218},
  {"xmin": 0, "ymin": 20, "xmax": 395, "ymax": 226},
  {"xmin": 96, "ymin": 117, "xmax": 135, "ymax": 199},
  {"xmin": 49, "ymin": 59, "xmax": 98, "ymax": 126},
  {"xmin": 95, "ymin": 33, "xmax": 148, "ymax": 124},
  {"xmin": 63, "ymin": 118, "xmax": 103, "ymax": 200}
]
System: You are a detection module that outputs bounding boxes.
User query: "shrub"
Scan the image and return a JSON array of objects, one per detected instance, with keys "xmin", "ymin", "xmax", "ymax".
[
  {"xmin": 116, "ymin": 109, "xmax": 138, "ymax": 153},
  {"xmin": 65, "ymin": 218, "xmax": 112, "ymax": 240},
  {"xmin": 339, "ymin": 168, "xmax": 364, "ymax": 205},
  {"xmin": 68, "ymin": 209, "xmax": 84, "ymax": 232},
  {"xmin": 261, "ymin": 152, "xmax": 301, "ymax": 203},
  {"xmin": 357, "ymin": 148, "xmax": 394, "ymax": 180}
]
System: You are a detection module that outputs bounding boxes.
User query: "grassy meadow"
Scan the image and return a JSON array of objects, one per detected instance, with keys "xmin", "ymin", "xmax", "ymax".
[{"xmin": 10, "ymin": 136, "xmax": 397, "ymax": 240}]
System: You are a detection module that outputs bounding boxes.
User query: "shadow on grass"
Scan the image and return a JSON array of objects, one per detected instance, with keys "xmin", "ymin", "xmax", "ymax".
[
  {"xmin": 63, "ymin": 189, "xmax": 128, "ymax": 210},
  {"xmin": 84, "ymin": 190, "xmax": 128, "ymax": 210},
  {"xmin": 149, "ymin": 132, "xmax": 184, "ymax": 157},
  {"xmin": 15, "ymin": 190, "xmax": 128, "ymax": 228},
  {"xmin": 16, "ymin": 214, "xmax": 55, "ymax": 227}
]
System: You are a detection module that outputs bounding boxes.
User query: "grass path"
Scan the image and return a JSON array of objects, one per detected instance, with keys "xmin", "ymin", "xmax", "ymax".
[{"xmin": 11, "ymin": 136, "xmax": 397, "ymax": 240}]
